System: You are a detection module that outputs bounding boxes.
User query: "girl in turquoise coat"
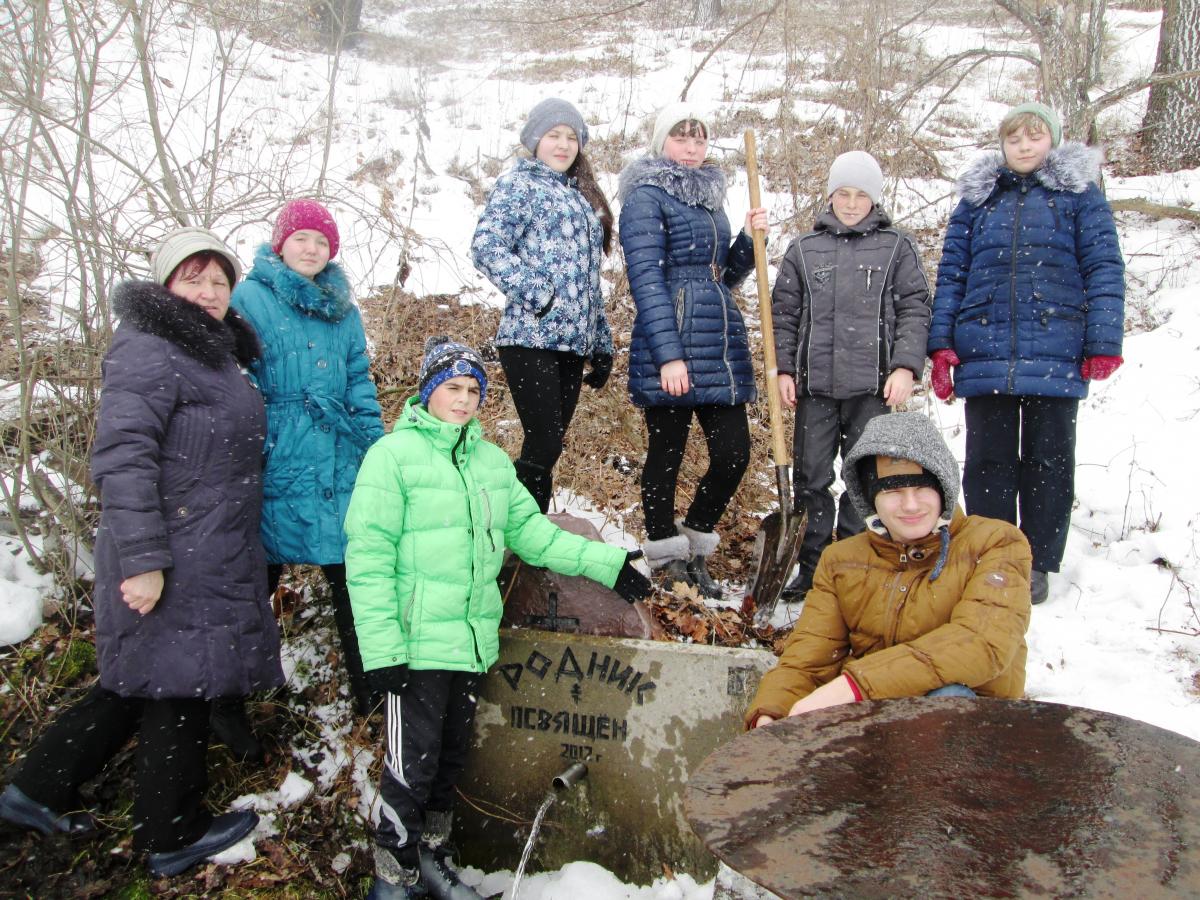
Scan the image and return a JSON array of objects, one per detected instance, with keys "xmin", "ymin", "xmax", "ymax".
[
  {"xmin": 344, "ymin": 337, "xmax": 650, "ymax": 899},
  {"xmin": 230, "ymin": 199, "xmax": 384, "ymax": 731}
]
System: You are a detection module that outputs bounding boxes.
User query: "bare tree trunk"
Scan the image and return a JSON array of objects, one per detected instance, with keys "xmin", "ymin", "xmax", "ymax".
[
  {"xmin": 694, "ymin": 0, "xmax": 722, "ymax": 27},
  {"xmin": 993, "ymin": 0, "xmax": 1105, "ymax": 140},
  {"xmin": 1142, "ymin": 0, "xmax": 1200, "ymax": 168}
]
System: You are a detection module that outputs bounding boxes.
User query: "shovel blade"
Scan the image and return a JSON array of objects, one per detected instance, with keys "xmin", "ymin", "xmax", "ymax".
[{"xmin": 743, "ymin": 508, "xmax": 806, "ymax": 625}]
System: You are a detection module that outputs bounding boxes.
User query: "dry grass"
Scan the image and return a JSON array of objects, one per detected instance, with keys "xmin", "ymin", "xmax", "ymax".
[{"xmin": 360, "ymin": 274, "xmax": 791, "ymax": 586}]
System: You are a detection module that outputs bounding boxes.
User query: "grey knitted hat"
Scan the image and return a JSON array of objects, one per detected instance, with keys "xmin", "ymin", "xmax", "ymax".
[
  {"xmin": 842, "ymin": 412, "xmax": 960, "ymax": 522},
  {"xmin": 827, "ymin": 151, "xmax": 884, "ymax": 204},
  {"xmin": 151, "ymin": 227, "xmax": 241, "ymax": 286},
  {"xmin": 520, "ymin": 98, "xmax": 588, "ymax": 153}
]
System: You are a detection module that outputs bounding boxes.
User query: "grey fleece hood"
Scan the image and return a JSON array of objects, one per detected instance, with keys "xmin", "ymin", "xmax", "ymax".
[{"xmin": 843, "ymin": 411, "xmax": 961, "ymax": 528}]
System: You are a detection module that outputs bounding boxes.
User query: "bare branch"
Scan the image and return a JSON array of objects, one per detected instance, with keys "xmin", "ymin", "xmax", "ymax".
[
  {"xmin": 1088, "ymin": 68, "xmax": 1200, "ymax": 115},
  {"xmin": 1110, "ymin": 197, "xmax": 1200, "ymax": 224},
  {"xmin": 681, "ymin": 1, "xmax": 784, "ymax": 101}
]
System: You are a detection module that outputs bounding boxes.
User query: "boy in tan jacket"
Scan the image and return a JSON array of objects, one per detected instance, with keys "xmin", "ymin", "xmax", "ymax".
[{"xmin": 746, "ymin": 411, "xmax": 1032, "ymax": 728}]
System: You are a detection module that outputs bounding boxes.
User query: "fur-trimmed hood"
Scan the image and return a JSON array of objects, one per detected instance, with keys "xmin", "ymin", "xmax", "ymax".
[
  {"xmin": 245, "ymin": 243, "xmax": 352, "ymax": 322},
  {"xmin": 112, "ymin": 280, "xmax": 260, "ymax": 368},
  {"xmin": 617, "ymin": 156, "xmax": 727, "ymax": 210},
  {"xmin": 956, "ymin": 141, "xmax": 1103, "ymax": 207}
]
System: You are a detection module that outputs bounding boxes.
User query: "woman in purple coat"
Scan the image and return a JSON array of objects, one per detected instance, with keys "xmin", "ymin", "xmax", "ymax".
[{"xmin": 0, "ymin": 228, "xmax": 283, "ymax": 878}]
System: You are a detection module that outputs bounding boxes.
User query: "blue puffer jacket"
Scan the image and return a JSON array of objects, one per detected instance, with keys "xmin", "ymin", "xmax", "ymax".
[
  {"xmin": 618, "ymin": 157, "xmax": 757, "ymax": 407},
  {"xmin": 928, "ymin": 142, "xmax": 1125, "ymax": 399},
  {"xmin": 231, "ymin": 245, "xmax": 384, "ymax": 565},
  {"xmin": 472, "ymin": 157, "xmax": 613, "ymax": 358}
]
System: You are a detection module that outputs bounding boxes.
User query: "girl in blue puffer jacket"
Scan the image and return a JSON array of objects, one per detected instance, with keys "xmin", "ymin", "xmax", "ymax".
[
  {"xmin": 927, "ymin": 102, "xmax": 1125, "ymax": 605},
  {"xmin": 472, "ymin": 98, "xmax": 615, "ymax": 513},
  {"xmin": 231, "ymin": 200, "xmax": 385, "ymax": 727},
  {"xmin": 618, "ymin": 102, "xmax": 767, "ymax": 599}
]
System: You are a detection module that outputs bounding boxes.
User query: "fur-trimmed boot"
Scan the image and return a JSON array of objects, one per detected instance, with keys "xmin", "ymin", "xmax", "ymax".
[
  {"xmin": 642, "ymin": 533, "xmax": 693, "ymax": 592},
  {"xmin": 678, "ymin": 520, "xmax": 722, "ymax": 600}
]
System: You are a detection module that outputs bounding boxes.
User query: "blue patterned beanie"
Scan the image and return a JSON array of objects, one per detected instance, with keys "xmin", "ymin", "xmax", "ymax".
[{"xmin": 418, "ymin": 335, "xmax": 487, "ymax": 407}]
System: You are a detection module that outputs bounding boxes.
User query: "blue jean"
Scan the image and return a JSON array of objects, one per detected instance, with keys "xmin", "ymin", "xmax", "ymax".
[{"xmin": 925, "ymin": 684, "xmax": 977, "ymax": 698}]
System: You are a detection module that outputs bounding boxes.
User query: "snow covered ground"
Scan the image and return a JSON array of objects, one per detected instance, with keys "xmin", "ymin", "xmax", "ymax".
[{"xmin": 2, "ymin": 2, "xmax": 1198, "ymax": 896}]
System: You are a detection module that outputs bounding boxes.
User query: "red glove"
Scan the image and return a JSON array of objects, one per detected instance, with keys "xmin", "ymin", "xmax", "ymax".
[
  {"xmin": 930, "ymin": 349, "xmax": 960, "ymax": 401},
  {"xmin": 1081, "ymin": 355, "xmax": 1123, "ymax": 381}
]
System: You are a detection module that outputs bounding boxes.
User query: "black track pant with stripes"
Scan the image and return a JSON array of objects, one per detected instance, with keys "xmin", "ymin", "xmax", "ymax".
[{"xmin": 374, "ymin": 668, "xmax": 482, "ymax": 867}]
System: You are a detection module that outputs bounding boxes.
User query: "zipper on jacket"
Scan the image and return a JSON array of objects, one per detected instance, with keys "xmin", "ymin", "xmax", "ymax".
[
  {"xmin": 480, "ymin": 486, "xmax": 496, "ymax": 552},
  {"xmin": 704, "ymin": 208, "xmax": 736, "ymax": 403},
  {"xmin": 1007, "ymin": 185, "xmax": 1027, "ymax": 393},
  {"xmin": 674, "ymin": 286, "xmax": 686, "ymax": 333},
  {"xmin": 450, "ymin": 425, "xmax": 486, "ymax": 670}
]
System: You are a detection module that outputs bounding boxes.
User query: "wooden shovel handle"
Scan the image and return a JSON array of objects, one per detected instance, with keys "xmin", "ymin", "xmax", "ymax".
[{"xmin": 744, "ymin": 130, "xmax": 788, "ymax": 467}]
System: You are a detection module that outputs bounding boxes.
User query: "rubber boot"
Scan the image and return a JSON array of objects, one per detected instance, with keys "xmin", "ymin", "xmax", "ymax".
[
  {"xmin": 210, "ymin": 698, "xmax": 264, "ymax": 765},
  {"xmin": 678, "ymin": 520, "xmax": 722, "ymax": 600}
]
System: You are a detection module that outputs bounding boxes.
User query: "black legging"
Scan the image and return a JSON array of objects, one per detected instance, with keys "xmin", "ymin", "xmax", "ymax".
[
  {"xmin": 497, "ymin": 346, "xmax": 586, "ymax": 513},
  {"xmin": 641, "ymin": 404, "xmax": 750, "ymax": 541},
  {"xmin": 268, "ymin": 563, "xmax": 370, "ymax": 710}
]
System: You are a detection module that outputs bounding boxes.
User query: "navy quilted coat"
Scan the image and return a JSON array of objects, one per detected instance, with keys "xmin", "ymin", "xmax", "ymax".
[
  {"xmin": 231, "ymin": 246, "xmax": 384, "ymax": 565},
  {"xmin": 928, "ymin": 142, "xmax": 1125, "ymax": 399},
  {"xmin": 93, "ymin": 281, "xmax": 283, "ymax": 700},
  {"xmin": 617, "ymin": 157, "xmax": 757, "ymax": 407},
  {"xmin": 471, "ymin": 157, "xmax": 614, "ymax": 358}
]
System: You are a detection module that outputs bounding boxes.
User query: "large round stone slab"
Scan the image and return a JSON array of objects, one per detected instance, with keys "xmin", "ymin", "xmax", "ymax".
[{"xmin": 686, "ymin": 698, "xmax": 1200, "ymax": 898}]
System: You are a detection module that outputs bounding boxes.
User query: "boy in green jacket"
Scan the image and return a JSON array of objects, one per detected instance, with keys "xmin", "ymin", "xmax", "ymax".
[{"xmin": 345, "ymin": 336, "xmax": 651, "ymax": 899}]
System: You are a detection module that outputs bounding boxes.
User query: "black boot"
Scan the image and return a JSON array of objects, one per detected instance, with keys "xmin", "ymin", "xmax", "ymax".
[
  {"xmin": 210, "ymin": 699, "xmax": 264, "ymax": 765},
  {"xmin": 1031, "ymin": 570, "xmax": 1049, "ymax": 605},
  {"xmin": 781, "ymin": 569, "xmax": 813, "ymax": 603},
  {"xmin": 685, "ymin": 556, "xmax": 723, "ymax": 600},
  {"xmin": 370, "ymin": 846, "xmax": 429, "ymax": 899}
]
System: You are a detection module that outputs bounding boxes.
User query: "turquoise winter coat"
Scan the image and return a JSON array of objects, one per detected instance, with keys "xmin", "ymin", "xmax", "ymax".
[
  {"xmin": 231, "ymin": 245, "xmax": 384, "ymax": 565},
  {"xmin": 344, "ymin": 397, "xmax": 626, "ymax": 673}
]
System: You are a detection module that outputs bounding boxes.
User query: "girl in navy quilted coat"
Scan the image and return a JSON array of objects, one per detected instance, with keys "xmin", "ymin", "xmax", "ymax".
[
  {"xmin": 927, "ymin": 102, "xmax": 1125, "ymax": 605},
  {"xmin": 617, "ymin": 102, "xmax": 767, "ymax": 599},
  {"xmin": 472, "ymin": 98, "xmax": 615, "ymax": 512}
]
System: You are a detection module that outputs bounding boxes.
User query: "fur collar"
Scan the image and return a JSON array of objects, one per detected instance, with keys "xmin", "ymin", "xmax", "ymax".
[
  {"xmin": 245, "ymin": 243, "xmax": 353, "ymax": 322},
  {"xmin": 112, "ymin": 280, "xmax": 261, "ymax": 369},
  {"xmin": 617, "ymin": 156, "xmax": 727, "ymax": 209},
  {"xmin": 956, "ymin": 141, "xmax": 1103, "ymax": 207}
]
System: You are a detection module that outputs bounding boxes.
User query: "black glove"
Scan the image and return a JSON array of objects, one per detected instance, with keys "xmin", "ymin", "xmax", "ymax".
[
  {"xmin": 613, "ymin": 551, "xmax": 653, "ymax": 603},
  {"xmin": 366, "ymin": 664, "xmax": 408, "ymax": 696},
  {"xmin": 582, "ymin": 353, "xmax": 613, "ymax": 390}
]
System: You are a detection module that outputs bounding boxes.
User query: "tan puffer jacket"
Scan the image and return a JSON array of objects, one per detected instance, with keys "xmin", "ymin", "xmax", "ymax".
[{"xmin": 745, "ymin": 508, "xmax": 1031, "ymax": 727}]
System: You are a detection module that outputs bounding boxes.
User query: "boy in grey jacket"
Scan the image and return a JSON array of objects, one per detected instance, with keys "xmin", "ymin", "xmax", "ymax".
[{"xmin": 772, "ymin": 151, "xmax": 931, "ymax": 601}]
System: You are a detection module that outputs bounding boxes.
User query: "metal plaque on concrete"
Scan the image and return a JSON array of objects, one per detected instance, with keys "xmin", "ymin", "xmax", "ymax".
[{"xmin": 455, "ymin": 629, "xmax": 776, "ymax": 882}]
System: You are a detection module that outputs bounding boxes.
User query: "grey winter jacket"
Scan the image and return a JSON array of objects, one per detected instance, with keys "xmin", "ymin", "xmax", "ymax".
[
  {"xmin": 472, "ymin": 157, "xmax": 614, "ymax": 358},
  {"xmin": 772, "ymin": 206, "xmax": 930, "ymax": 399},
  {"xmin": 94, "ymin": 281, "xmax": 283, "ymax": 700}
]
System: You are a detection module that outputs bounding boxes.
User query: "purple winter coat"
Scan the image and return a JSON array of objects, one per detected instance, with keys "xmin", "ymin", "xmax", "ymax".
[{"xmin": 92, "ymin": 281, "xmax": 284, "ymax": 699}]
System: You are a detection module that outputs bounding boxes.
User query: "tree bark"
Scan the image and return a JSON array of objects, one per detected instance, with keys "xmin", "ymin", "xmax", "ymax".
[{"xmin": 1142, "ymin": 0, "xmax": 1200, "ymax": 169}]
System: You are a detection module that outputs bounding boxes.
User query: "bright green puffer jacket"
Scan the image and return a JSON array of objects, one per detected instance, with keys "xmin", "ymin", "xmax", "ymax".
[{"xmin": 345, "ymin": 396, "xmax": 626, "ymax": 673}]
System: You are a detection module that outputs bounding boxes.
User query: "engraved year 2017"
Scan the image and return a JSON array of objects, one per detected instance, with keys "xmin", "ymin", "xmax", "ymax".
[{"xmin": 559, "ymin": 743, "xmax": 596, "ymax": 761}]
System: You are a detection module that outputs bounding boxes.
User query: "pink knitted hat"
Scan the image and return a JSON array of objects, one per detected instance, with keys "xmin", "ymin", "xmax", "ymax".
[{"xmin": 271, "ymin": 199, "xmax": 340, "ymax": 259}]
